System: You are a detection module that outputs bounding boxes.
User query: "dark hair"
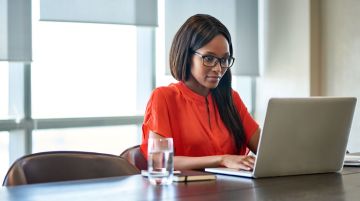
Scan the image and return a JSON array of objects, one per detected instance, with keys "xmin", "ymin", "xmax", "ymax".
[{"xmin": 169, "ymin": 14, "xmax": 246, "ymax": 153}]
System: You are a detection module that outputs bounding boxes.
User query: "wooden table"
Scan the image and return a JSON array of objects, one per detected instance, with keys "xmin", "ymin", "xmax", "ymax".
[{"xmin": 1, "ymin": 167, "xmax": 360, "ymax": 201}]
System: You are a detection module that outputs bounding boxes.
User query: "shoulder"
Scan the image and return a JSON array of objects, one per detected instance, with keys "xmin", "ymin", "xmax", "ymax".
[
  {"xmin": 149, "ymin": 83, "xmax": 182, "ymax": 104},
  {"xmin": 151, "ymin": 83, "xmax": 181, "ymax": 97}
]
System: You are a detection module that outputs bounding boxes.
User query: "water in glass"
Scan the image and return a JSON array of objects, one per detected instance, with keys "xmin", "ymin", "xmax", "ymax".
[{"xmin": 148, "ymin": 138, "xmax": 174, "ymax": 185}]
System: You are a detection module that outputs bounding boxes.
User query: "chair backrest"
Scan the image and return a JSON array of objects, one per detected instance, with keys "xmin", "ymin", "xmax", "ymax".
[
  {"xmin": 3, "ymin": 151, "xmax": 140, "ymax": 186},
  {"xmin": 120, "ymin": 145, "xmax": 147, "ymax": 170}
]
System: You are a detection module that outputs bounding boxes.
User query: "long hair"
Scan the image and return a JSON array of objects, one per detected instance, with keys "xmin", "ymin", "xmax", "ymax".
[{"xmin": 169, "ymin": 14, "xmax": 246, "ymax": 153}]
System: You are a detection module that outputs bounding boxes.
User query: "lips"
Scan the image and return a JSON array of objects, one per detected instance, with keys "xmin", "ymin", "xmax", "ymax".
[{"xmin": 206, "ymin": 75, "xmax": 221, "ymax": 82}]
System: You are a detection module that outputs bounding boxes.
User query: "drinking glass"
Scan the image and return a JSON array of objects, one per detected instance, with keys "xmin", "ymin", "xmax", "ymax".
[{"xmin": 147, "ymin": 137, "xmax": 174, "ymax": 185}]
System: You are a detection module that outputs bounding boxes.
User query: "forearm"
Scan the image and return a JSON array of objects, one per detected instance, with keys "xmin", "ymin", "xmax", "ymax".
[
  {"xmin": 174, "ymin": 155, "xmax": 224, "ymax": 170},
  {"xmin": 174, "ymin": 154, "xmax": 256, "ymax": 170}
]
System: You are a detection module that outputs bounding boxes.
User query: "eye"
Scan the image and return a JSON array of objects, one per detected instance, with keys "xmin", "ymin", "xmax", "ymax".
[
  {"xmin": 220, "ymin": 58, "xmax": 229, "ymax": 64},
  {"xmin": 203, "ymin": 55, "xmax": 216, "ymax": 63}
]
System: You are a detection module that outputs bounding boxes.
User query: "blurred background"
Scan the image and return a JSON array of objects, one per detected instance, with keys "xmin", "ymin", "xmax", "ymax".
[{"xmin": 1, "ymin": 0, "xmax": 359, "ymax": 181}]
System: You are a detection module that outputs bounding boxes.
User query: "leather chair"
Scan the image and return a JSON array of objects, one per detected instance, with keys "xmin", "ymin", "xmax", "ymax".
[
  {"xmin": 120, "ymin": 145, "xmax": 147, "ymax": 170},
  {"xmin": 2, "ymin": 151, "xmax": 140, "ymax": 186}
]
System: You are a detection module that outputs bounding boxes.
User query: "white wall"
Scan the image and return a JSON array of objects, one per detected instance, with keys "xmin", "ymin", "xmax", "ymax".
[
  {"xmin": 256, "ymin": 0, "xmax": 311, "ymax": 125},
  {"xmin": 321, "ymin": 0, "xmax": 360, "ymax": 152},
  {"xmin": 256, "ymin": 0, "xmax": 360, "ymax": 152}
]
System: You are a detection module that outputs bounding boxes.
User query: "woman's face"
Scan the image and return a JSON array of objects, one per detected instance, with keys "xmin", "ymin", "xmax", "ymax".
[{"xmin": 185, "ymin": 34, "xmax": 230, "ymax": 96}]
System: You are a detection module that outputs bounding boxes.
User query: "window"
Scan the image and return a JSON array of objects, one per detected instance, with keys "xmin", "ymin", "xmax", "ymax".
[
  {"xmin": 28, "ymin": 0, "xmax": 143, "ymax": 156},
  {"xmin": 32, "ymin": 126, "xmax": 139, "ymax": 155},
  {"xmin": 0, "ymin": 63, "xmax": 10, "ymax": 180},
  {"xmin": 31, "ymin": 22, "xmax": 138, "ymax": 118},
  {"xmin": 0, "ymin": 62, "xmax": 8, "ymax": 119},
  {"xmin": 0, "ymin": 132, "xmax": 9, "ymax": 182},
  {"xmin": 1, "ymin": 0, "xmax": 148, "ymax": 182}
]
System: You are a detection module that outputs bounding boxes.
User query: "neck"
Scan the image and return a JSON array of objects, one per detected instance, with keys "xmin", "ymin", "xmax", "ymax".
[{"xmin": 184, "ymin": 80, "xmax": 209, "ymax": 97}]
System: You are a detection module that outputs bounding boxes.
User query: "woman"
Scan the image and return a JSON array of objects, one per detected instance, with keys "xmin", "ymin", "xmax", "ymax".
[{"xmin": 140, "ymin": 14, "xmax": 260, "ymax": 171}]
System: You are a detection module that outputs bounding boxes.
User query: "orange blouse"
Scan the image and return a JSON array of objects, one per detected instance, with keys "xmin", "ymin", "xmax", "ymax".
[{"xmin": 140, "ymin": 81, "xmax": 259, "ymax": 157}]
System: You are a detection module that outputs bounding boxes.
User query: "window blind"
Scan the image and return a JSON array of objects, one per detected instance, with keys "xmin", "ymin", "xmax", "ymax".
[{"xmin": 40, "ymin": 0, "xmax": 158, "ymax": 27}]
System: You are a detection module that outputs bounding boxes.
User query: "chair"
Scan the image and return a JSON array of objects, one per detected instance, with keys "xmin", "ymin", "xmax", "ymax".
[
  {"xmin": 2, "ymin": 151, "xmax": 140, "ymax": 186},
  {"xmin": 120, "ymin": 145, "xmax": 147, "ymax": 170}
]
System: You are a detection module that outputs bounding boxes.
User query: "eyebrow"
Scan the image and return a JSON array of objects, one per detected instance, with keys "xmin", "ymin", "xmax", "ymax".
[{"xmin": 201, "ymin": 51, "xmax": 230, "ymax": 57}]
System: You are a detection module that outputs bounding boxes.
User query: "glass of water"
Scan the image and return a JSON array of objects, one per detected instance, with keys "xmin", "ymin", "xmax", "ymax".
[{"xmin": 147, "ymin": 137, "xmax": 174, "ymax": 185}]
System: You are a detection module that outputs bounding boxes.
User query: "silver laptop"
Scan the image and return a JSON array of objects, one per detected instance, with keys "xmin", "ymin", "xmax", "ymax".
[{"xmin": 205, "ymin": 97, "xmax": 357, "ymax": 178}]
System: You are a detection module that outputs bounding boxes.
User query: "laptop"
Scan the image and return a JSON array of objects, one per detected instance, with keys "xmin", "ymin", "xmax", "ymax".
[
  {"xmin": 344, "ymin": 153, "xmax": 360, "ymax": 166},
  {"xmin": 205, "ymin": 97, "xmax": 357, "ymax": 178}
]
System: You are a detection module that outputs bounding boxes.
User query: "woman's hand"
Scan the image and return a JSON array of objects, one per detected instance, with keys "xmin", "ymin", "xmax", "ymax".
[{"xmin": 220, "ymin": 155, "xmax": 256, "ymax": 171}]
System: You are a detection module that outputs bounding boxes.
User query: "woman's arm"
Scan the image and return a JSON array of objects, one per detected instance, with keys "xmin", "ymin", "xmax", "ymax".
[
  {"xmin": 150, "ymin": 131, "xmax": 259, "ymax": 170},
  {"xmin": 247, "ymin": 127, "xmax": 261, "ymax": 154},
  {"xmin": 174, "ymin": 155, "xmax": 255, "ymax": 170}
]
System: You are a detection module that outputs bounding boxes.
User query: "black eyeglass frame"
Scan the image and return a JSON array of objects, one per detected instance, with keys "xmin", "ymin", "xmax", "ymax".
[{"xmin": 193, "ymin": 51, "xmax": 235, "ymax": 69}]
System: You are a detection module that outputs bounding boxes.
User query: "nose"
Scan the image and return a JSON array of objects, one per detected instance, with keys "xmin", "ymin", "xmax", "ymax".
[{"xmin": 212, "ymin": 61, "xmax": 222, "ymax": 72}]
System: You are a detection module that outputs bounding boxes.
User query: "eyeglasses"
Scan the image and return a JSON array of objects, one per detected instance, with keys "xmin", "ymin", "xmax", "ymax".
[{"xmin": 193, "ymin": 52, "xmax": 235, "ymax": 69}]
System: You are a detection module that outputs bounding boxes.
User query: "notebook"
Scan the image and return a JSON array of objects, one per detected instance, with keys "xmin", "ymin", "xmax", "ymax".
[
  {"xmin": 206, "ymin": 97, "xmax": 357, "ymax": 178},
  {"xmin": 172, "ymin": 170, "xmax": 216, "ymax": 182},
  {"xmin": 141, "ymin": 170, "xmax": 216, "ymax": 182}
]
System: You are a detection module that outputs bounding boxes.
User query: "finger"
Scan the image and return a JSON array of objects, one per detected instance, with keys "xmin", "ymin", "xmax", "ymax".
[
  {"xmin": 234, "ymin": 158, "xmax": 254, "ymax": 170},
  {"xmin": 246, "ymin": 156, "xmax": 256, "ymax": 164},
  {"xmin": 241, "ymin": 160, "xmax": 255, "ymax": 169},
  {"xmin": 240, "ymin": 156, "xmax": 255, "ymax": 166},
  {"xmin": 238, "ymin": 163, "xmax": 253, "ymax": 171}
]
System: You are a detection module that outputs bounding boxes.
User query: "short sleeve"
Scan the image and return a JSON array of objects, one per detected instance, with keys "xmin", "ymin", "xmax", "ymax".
[
  {"xmin": 140, "ymin": 88, "xmax": 173, "ymax": 157},
  {"xmin": 232, "ymin": 90, "xmax": 259, "ymax": 145}
]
